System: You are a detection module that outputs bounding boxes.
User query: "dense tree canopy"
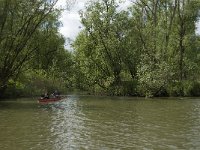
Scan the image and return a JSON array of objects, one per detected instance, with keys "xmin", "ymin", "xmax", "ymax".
[
  {"xmin": 73, "ymin": 0, "xmax": 200, "ymax": 97},
  {"xmin": 0, "ymin": 0, "xmax": 73, "ymax": 98},
  {"xmin": 1, "ymin": 0, "xmax": 200, "ymax": 98}
]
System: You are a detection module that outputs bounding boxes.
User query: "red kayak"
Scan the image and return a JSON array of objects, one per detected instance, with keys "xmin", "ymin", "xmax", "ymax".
[{"xmin": 38, "ymin": 97, "xmax": 62, "ymax": 104}]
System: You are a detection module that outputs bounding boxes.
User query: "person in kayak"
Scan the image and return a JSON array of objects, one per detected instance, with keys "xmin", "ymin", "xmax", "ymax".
[
  {"xmin": 52, "ymin": 90, "xmax": 60, "ymax": 98},
  {"xmin": 40, "ymin": 91, "xmax": 49, "ymax": 99}
]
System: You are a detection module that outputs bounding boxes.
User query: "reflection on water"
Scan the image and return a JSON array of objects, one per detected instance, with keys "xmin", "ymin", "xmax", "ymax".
[{"xmin": 0, "ymin": 96, "xmax": 200, "ymax": 149}]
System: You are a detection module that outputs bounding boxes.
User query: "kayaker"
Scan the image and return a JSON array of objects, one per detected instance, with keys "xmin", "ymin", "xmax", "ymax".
[
  {"xmin": 42, "ymin": 91, "xmax": 49, "ymax": 99},
  {"xmin": 52, "ymin": 90, "xmax": 60, "ymax": 98}
]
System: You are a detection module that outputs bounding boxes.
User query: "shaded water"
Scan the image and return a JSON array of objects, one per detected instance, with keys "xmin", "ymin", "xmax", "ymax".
[{"xmin": 0, "ymin": 96, "xmax": 200, "ymax": 149}]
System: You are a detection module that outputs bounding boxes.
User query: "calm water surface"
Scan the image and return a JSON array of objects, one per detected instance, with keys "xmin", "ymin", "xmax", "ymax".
[{"xmin": 0, "ymin": 96, "xmax": 200, "ymax": 150}]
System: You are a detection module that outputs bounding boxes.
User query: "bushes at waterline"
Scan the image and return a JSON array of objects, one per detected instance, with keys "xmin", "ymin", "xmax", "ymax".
[
  {"xmin": 187, "ymin": 81, "xmax": 200, "ymax": 96},
  {"xmin": 165, "ymin": 81, "xmax": 200, "ymax": 97},
  {"xmin": 79, "ymin": 79, "xmax": 200, "ymax": 97},
  {"xmin": 4, "ymin": 70, "xmax": 69, "ymax": 98}
]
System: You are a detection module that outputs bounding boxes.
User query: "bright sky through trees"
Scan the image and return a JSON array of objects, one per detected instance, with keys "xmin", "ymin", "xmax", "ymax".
[
  {"xmin": 56, "ymin": 0, "xmax": 200, "ymax": 49},
  {"xmin": 57, "ymin": 1, "xmax": 132, "ymax": 43}
]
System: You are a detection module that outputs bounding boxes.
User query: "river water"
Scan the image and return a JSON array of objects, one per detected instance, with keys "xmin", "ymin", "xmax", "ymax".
[{"xmin": 0, "ymin": 96, "xmax": 200, "ymax": 150}]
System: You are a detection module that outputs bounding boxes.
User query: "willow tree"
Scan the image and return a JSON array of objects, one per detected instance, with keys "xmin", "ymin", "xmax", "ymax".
[
  {"xmin": 73, "ymin": 0, "xmax": 138, "ymax": 95},
  {"xmin": 175, "ymin": 0, "xmax": 200, "ymax": 95},
  {"xmin": 0, "ymin": 0, "xmax": 60, "ymax": 97},
  {"xmin": 130, "ymin": 0, "xmax": 200, "ymax": 96}
]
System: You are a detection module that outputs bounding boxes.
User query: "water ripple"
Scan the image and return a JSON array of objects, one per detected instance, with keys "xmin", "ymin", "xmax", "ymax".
[{"xmin": 1, "ymin": 97, "xmax": 200, "ymax": 149}]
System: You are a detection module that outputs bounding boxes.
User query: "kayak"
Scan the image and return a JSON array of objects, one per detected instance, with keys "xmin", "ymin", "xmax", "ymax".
[{"xmin": 38, "ymin": 97, "xmax": 62, "ymax": 104}]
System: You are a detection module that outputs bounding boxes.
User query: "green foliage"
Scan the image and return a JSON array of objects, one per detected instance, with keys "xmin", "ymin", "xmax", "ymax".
[
  {"xmin": 73, "ymin": 0, "xmax": 200, "ymax": 97},
  {"xmin": 166, "ymin": 81, "xmax": 200, "ymax": 97},
  {"xmin": 0, "ymin": 0, "xmax": 74, "ymax": 98},
  {"xmin": 4, "ymin": 67, "xmax": 72, "ymax": 98},
  {"xmin": 1, "ymin": 0, "xmax": 200, "ymax": 98},
  {"xmin": 189, "ymin": 82, "xmax": 200, "ymax": 96},
  {"xmin": 73, "ymin": 0, "xmax": 139, "ymax": 96}
]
